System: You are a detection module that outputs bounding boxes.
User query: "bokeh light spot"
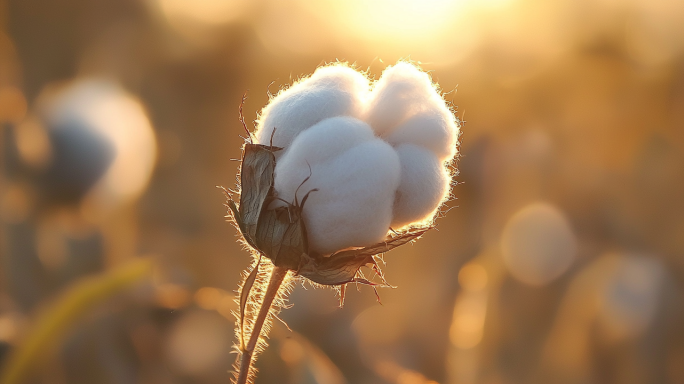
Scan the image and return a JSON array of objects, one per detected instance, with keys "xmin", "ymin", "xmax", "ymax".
[
  {"xmin": 458, "ymin": 262, "xmax": 488, "ymax": 292},
  {"xmin": 0, "ymin": 86, "xmax": 27, "ymax": 124},
  {"xmin": 194, "ymin": 287, "xmax": 224, "ymax": 310},
  {"xmin": 165, "ymin": 311, "xmax": 231, "ymax": 375},
  {"xmin": 501, "ymin": 202, "xmax": 577, "ymax": 286},
  {"xmin": 280, "ymin": 338, "xmax": 305, "ymax": 365},
  {"xmin": 14, "ymin": 117, "xmax": 52, "ymax": 170},
  {"xmin": 450, "ymin": 292, "xmax": 487, "ymax": 350}
]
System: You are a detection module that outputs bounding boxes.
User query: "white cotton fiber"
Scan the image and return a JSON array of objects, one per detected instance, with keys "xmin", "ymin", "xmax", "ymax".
[
  {"xmin": 274, "ymin": 116, "xmax": 375, "ymax": 170},
  {"xmin": 273, "ymin": 118, "xmax": 400, "ymax": 254},
  {"xmin": 365, "ymin": 62, "xmax": 441, "ymax": 136},
  {"xmin": 390, "ymin": 144, "xmax": 450, "ymax": 229},
  {"xmin": 384, "ymin": 106, "xmax": 458, "ymax": 161},
  {"xmin": 255, "ymin": 65, "xmax": 369, "ymax": 149}
]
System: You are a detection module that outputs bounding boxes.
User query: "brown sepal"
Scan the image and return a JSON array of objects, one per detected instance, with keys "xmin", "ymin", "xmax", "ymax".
[{"xmin": 297, "ymin": 228, "xmax": 429, "ymax": 286}]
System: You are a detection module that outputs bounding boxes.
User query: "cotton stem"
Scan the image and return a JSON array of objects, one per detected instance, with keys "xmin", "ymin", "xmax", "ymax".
[{"xmin": 235, "ymin": 265, "xmax": 288, "ymax": 384}]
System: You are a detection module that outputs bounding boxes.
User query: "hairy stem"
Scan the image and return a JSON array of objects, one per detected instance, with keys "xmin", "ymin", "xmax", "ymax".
[{"xmin": 235, "ymin": 265, "xmax": 288, "ymax": 384}]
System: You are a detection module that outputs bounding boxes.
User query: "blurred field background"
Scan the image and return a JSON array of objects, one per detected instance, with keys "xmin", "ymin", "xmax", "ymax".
[{"xmin": 1, "ymin": 0, "xmax": 684, "ymax": 383}]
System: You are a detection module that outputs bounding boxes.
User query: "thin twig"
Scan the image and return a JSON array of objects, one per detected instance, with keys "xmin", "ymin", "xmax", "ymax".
[
  {"xmin": 235, "ymin": 266, "xmax": 288, "ymax": 384},
  {"xmin": 239, "ymin": 91, "xmax": 253, "ymax": 143}
]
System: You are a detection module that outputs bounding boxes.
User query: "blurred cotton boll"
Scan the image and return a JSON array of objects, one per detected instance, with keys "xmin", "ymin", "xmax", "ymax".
[
  {"xmin": 540, "ymin": 253, "xmax": 674, "ymax": 384},
  {"xmin": 501, "ymin": 202, "xmax": 577, "ymax": 286},
  {"xmin": 597, "ymin": 254, "xmax": 665, "ymax": 342},
  {"xmin": 33, "ymin": 79, "xmax": 157, "ymax": 212}
]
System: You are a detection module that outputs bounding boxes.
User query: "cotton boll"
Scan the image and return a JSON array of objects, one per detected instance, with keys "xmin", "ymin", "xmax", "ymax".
[
  {"xmin": 365, "ymin": 62, "xmax": 442, "ymax": 136},
  {"xmin": 390, "ymin": 144, "xmax": 450, "ymax": 229},
  {"xmin": 597, "ymin": 254, "xmax": 665, "ymax": 342},
  {"xmin": 274, "ymin": 117, "xmax": 375, "ymax": 175},
  {"xmin": 384, "ymin": 106, "xmax": 459, "ymax": 161},
  {"xmin": 274, "ymin": 139, "xmax": 400, "ymax": 255},
  {"xmin": 256, "ymin": 65, "xmax": 369, "ymax": 149}
]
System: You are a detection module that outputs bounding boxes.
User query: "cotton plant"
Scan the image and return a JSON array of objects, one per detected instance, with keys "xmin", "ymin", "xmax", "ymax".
[{"xmin": 224, "ymin": 61, "xmax": 460, "ymax": 384}]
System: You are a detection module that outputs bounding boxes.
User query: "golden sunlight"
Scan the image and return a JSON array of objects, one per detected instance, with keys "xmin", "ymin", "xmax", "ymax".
[
  {"xmin": 157, "ymin": 0, "xmax": 251, "ymax": 26},
  {"xmin": 298, "ymin": 0, "xmax": 515, "ymax": 63},
  {"xmin": 331, "ymin": 0, "xmax": 463, "ymax": 44}
]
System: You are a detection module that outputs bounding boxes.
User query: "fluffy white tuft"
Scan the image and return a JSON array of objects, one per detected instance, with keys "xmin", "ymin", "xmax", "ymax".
[
  {"xmin": 391, "ymin": 144, "xmax": 450, "ymax": 229},
  {"xmin": 251, "ymin": 61, "xmax": 459, "ymax": 254},
  {"xmin": 255, "ymin": 65, "xmax": 369, "ymax": 149},
  {"xmin": 383, "ymin": 106, "xmax": 458, "ymax": 161},
  {"xmin": 274, "ymin": 116, "xmax": 375, "ymax": 169},
  {"xmin": 274, "ymin": 117, "xmax": 400, "ymax": 254},
  {"xmin": 365, "ymin": 62, "xmax": 440, "ymax": 135}
]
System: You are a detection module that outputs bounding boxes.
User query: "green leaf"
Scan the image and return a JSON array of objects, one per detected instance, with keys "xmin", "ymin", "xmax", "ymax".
[{"xmin": 0, "ymin": 260, "xmax": 152, "ymax": 384}]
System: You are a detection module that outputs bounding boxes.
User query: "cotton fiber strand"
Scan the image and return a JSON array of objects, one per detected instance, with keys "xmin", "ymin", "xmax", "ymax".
[
  {"xmin": 256, "ymin": 65, "xmax": 369, "ymax": 149},
  {"xmin": 255, "ymin": 61, "xmax": 460, "ymax": 254}
]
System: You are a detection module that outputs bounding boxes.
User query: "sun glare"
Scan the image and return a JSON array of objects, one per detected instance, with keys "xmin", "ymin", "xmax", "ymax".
[
  {"xmin": 298, "ymin": 0, "xmax": 510, "ymax": 63},
  {"xmin": 336, "ymin": 0, "xmax": 462, "ymax": 43},
  {"xmin": 157, "ymin": 0, "xmax": 250, "ymax": 26}
]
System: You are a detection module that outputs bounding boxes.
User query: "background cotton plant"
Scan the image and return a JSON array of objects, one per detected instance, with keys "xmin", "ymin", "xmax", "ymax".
[{"xmin": 228, "ymin": 61, "xmax": 460, "ymax": 383}]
